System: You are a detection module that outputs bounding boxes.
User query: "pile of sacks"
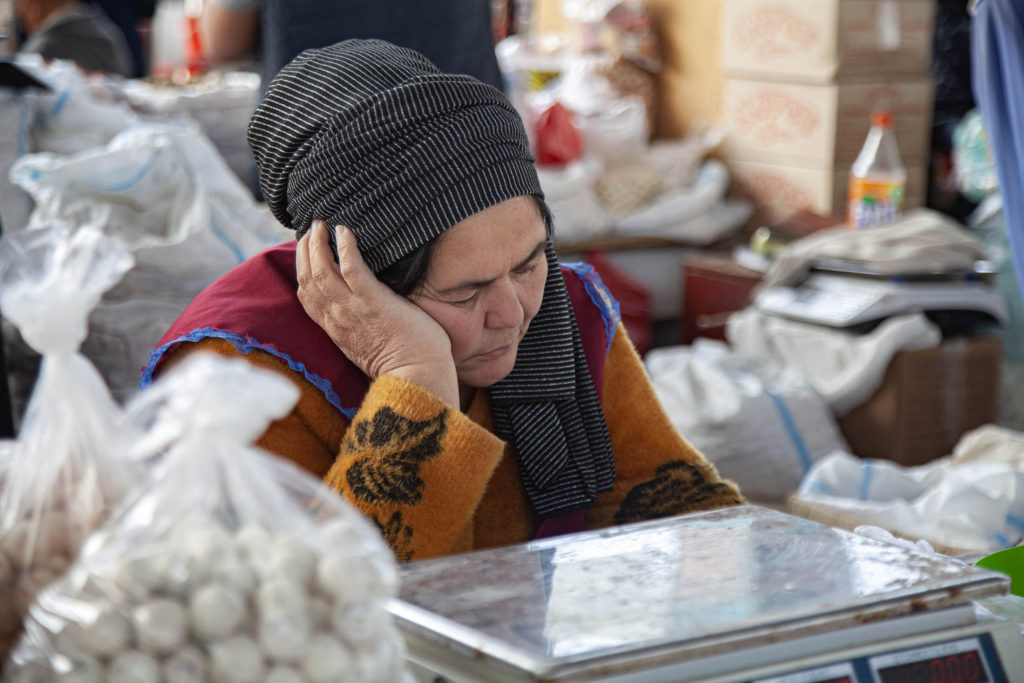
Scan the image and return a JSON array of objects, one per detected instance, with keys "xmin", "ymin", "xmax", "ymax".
[{"xmin": 1, "ymin": 56, "xmax": 289, "ymax": 417}]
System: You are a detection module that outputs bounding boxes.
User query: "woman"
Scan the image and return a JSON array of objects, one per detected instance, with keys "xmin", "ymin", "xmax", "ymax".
[{"xmin": 142, "ymin": 39, "xmax": 743, "ymax": 562}]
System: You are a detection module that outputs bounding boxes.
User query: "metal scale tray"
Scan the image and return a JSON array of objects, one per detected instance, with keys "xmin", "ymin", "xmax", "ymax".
[{"xmin": 390, "ymin": 506, "xmax": 1011, "ymax": 681}]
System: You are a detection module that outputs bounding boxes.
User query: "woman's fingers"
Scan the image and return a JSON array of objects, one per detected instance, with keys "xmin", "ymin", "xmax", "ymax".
[
  {"xmin": 335, "ymin": 224, "xmax": 377, "ymax": 297},
  {"xmin": 304, "ymin": 220, "xmax": 351, "ymax": 298}
]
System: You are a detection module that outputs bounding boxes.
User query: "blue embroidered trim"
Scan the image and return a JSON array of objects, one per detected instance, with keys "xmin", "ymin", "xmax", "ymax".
[
  {"xmin": 139, "ymin": 327, "xmax": 357, "ymax": 420},
  {"xmin": 563, "ymin": 262, "xmax": 621, "ymax": 355}
]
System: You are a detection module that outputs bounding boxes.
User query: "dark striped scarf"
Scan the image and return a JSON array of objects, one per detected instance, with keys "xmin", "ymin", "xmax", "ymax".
[{"xmin": 247, "ymin": 39, "xmax": 614, "ymax": 516}]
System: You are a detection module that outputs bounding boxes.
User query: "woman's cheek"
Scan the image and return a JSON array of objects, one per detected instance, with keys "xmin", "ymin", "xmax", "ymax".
[{"xmin": 526, "ymin": 267, "xmax": 547, "ymax": 320}]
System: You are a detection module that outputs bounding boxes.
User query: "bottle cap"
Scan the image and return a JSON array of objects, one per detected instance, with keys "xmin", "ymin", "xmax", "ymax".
[{"xmin": 871, "ymin": 110, "xmax": 892, "ymax": 127}]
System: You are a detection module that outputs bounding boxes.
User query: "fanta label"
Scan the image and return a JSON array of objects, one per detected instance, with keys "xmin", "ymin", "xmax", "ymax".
[{"xmin": 847, "ymin": 177, "xmax": 905, "ymax": 229}]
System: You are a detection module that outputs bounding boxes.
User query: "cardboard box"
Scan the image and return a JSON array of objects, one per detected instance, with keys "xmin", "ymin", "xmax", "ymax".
[
  {"xmin": 648, "ymin": 0, "xmax": 726, "ymax": 137},
  {"xmin": 837, "ymin": 336, "xmax": 1004, "ymax": 467},
  {"xmin": 722, "ymin": 0, "xmax": 935, "ymax": 83},
  {"xmin": 721, "ymin": 77, "xmax": 934, "ymax": 167},
  {"xmin": 727, "ymin": 157, "xmax": 925, "ymax": 224}
]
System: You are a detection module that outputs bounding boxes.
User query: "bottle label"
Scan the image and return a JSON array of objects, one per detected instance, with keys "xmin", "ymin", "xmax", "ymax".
[{"xmin": 847, "ymin": 177, "xmax": 905, "ymax": 229}]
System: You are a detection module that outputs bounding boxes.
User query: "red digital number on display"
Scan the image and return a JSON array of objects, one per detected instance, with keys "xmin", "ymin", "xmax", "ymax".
[{"xmin": 878, "ymin": 650, "xmax": 988, "ymax": 683}]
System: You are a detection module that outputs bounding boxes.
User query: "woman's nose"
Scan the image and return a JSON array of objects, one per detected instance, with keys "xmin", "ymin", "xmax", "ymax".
[{"xmin": 484, "ymin": 279, "xmax": 525, "ymax": 329}]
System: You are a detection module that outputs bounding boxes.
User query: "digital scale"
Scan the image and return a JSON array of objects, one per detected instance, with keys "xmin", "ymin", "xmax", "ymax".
[
  {"xmin": 389, "ymin": 506, "xmax": 1024, "ymax": 682},
  {"xmin": 753, "ymin": 260, "xmax": 1007, "ymax": 329}
]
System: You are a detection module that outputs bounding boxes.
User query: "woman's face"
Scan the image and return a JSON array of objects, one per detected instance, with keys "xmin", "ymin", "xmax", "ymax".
[{"xmin": 410, "ymin": 196, "xmax": 548, "ymax": 389}]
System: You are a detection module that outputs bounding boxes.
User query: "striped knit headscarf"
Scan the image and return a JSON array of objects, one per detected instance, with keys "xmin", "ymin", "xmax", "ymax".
[{"xmin": 248, "ymin": 39, "xmax": 613, "ymax": 517}]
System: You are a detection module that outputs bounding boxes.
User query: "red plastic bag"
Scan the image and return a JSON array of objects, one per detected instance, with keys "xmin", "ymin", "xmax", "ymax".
[{"xmin": 535, "ymin": 103, "xmax": 584, "ymax": 167}]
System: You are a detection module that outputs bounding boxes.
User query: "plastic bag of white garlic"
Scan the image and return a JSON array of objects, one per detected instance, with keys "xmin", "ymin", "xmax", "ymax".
[
  {"xmin": 4, "ymin": 353, "xmax": 412, "ymax": 683},
  {"xmin": 0, "ymin": 224, "xmax": 142, "ymax": 658}
]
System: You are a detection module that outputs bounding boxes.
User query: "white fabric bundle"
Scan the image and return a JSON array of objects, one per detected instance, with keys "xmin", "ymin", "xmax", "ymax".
[{"xmin": 646, "ymin": 339, "xmax": 848, "ymax": 502}]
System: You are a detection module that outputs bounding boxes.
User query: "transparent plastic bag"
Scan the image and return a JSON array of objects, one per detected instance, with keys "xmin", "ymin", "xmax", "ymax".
[
  {"xmin": 12, "ymin": 55, "xmax": 138, "ymax": 158},
  {"xmin": 0, "ymin": 223, "xmax": 141, "ymax": 658},
  {"xmin": 6, "ymin": 354, "xmax": 411, "ymax": 683},
  {"xmin": 10, "ymin": 121, "xmax": 291, "ymax": 402}
]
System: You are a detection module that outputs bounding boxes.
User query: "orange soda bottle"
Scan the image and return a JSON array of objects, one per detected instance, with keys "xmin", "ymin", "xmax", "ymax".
[{"xmin": 847, "ymin": 110, "xmax": 906, "ymax": 229}]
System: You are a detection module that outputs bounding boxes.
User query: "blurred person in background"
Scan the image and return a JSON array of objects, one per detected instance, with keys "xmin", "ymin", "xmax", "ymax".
[
  {"xmin": 200, "ymin": 0, "xmax": 504, "ymax": 92},
  {"xmin": 83, "ymin": 0, "xmax": 155, "ymax": 77},
  {"xmin": 14, "ymin": 0, "xmax": 132, "ymax": 75},
  {"xmin": 927, "ymin": 0, "xmax": 978, "ymax": 222}
]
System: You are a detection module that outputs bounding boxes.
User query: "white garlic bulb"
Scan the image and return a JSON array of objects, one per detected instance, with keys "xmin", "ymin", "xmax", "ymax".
[
  {"xmin": 128, "ymin": 552, "xmax": 193, "ymax": 598},
  {"xmin": 264, "ymin": 666, "xmax": 304, "ymax": 683},
  {"xmin": 70, "ymin": 605, "xmax": 132, "ymax": 658},
  {"xmin": 233, "ymin": 523, "xmax": 271, "ymax": 560},
  {"xmin": 183, "ymin": 524, "xmax": 238, "ymax": 570},
  {"xmin": 107, "ymin": 650, "xmax": 161, "ymax": 683},
  {"xmin": 258, "ymin": 611, "xmax": 313, "ymax": 665},
  {"xmin": 163, "ymin": 645, "xmax": 208, "ymax": 683},
  {"xmin": 319, "ymin": 517, "xmax": 367, "ymax": 550},
  {"xmin": 313, "ymin": 553, "xmax": 355, "ymax": 602},
  {"xmin": 132, "ymin": 598, "xmax": 187, "ymax": 655},
  {"xmin": 331, "ymin": 599, "xmax": 389, "ymax": 647},
  {"xmin": 300, "ymin": 633, "xmax": 353, "ymax": 683},
  {"xmin": 210, "ymin": 635, "xmax": 266, "ymax": 683},
  {"xmin": 209, "ymin": 557, "xmax": 257, "ymax": 595},
  {"xmin": 260, "ymin": 535, "xmax": 316, "ymax": 587},
  {"xmin": 189, "ymin": 581, "xmax": 246, "ymax": 641},
  {"xmin": 51, "ymin": 652, "xmax": 103, "ymax": 683},
  {"xmin": 309, "ymin": 596, "xmax": 331, "ymax": 628},
  {"xmin": 257, "ymin": 577, "xmax": 309, "ymax": 620}
]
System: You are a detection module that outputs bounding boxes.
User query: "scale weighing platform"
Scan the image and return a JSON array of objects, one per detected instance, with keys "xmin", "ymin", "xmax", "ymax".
[
  {"xmin": 389, "ymin": 506, "xmax": 1023, "ymax": 682},
  {"xmin": 753, "ymin": 261, "xmax": 1007, "ymax": 329}
]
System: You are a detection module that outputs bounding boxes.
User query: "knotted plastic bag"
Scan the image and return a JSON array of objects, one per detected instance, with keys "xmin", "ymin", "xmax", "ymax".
[
  {"xmin": 0, "ymin": 224, "xmax": 140, "ymax": 658},
  {"xmin": 6, "ymin": 354, "xmax": 411, "ymax": 683}
]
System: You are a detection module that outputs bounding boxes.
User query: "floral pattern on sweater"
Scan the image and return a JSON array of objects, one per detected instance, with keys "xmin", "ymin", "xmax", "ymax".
[
  {"xmin": 613, "ymin": 460, "xmax": 745, "ymax": 525},
  {"xmin": 345, "ymin": 406, "xmax": 449, "ymax": 505}
]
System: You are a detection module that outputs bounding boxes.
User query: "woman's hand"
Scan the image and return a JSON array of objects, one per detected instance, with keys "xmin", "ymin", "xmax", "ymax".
[{"xmin": 296, "ymin": 220, "xmax": 460, "ymax": 408}]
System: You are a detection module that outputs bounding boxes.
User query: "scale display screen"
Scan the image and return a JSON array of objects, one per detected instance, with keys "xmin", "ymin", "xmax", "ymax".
[
  {"xmin": 751, "ymin": 636, "xmax": 1002, "ymax": 683},
  {"xmin": 876, "ymin": 654, "xmax": 987, "ymax": 682},
  {"xmin": 870, "ymin": 638, "xmax": 992, "ymax": 683}
]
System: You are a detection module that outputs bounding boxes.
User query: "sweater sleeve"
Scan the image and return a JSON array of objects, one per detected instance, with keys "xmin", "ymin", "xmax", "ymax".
[
  {"xmin": 322, "ymin": 374, "xmax": 506, "ymax": 562},
  {"xmin": 157, "ymin": 338, "xmax": 506, "ymax": 562},
  {"xmin": 585, "ymin": 324, "xmax": 746, "ymax": 529}
]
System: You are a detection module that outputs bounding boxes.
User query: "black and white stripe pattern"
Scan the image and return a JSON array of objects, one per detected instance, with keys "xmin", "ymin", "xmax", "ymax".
[{"xmin": 248, "ymin": 39, "xmax": 614, "ymax": 517}]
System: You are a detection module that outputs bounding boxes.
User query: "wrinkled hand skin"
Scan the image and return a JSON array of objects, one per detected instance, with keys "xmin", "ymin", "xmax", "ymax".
[{"xmin": 296, "ymin": 221, "xmax": 460, "ymax": 408}]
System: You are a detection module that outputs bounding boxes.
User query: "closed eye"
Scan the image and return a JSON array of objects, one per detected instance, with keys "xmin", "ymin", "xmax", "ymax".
[{"xmin": 449, "ymin": 291, "xmax": 480, "ymax": 306}]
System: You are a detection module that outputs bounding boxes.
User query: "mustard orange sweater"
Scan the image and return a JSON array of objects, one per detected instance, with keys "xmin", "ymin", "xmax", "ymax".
[{"xmin": 164, "ymin": 324, "xmax": 744, "ymax": 561}]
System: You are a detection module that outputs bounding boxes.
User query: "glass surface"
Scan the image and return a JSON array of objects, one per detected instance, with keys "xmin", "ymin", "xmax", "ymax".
[{"xmin": 393, "ymin": 506, "xmax": 1009, "ymax": 672}]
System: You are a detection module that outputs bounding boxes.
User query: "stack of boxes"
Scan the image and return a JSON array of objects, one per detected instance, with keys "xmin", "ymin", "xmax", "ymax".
[{"xmin": 718, "ymin": 0, "xmax": 936, "ymax": 224}]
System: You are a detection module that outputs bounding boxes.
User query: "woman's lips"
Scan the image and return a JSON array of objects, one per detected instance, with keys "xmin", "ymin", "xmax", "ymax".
[{"xmin": 477, "ymin": 342, "xmax": 515, "ymax": 360}]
